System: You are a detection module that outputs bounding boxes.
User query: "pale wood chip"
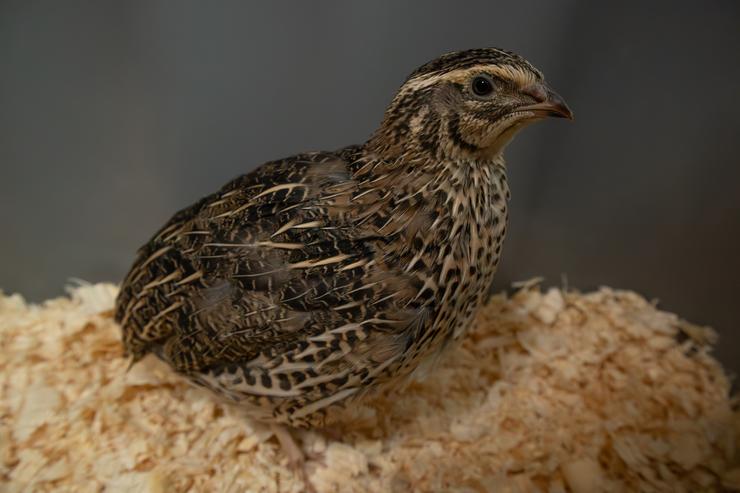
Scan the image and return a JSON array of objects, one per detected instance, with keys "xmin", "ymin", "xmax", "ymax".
[{"xmin": 561, "ymin": 458, "xmax": 605, "ymax": 493}]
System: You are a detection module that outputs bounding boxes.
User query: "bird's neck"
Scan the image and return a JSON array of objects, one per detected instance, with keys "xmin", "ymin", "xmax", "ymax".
[
  {"xmin": 358, "ymin": 140, "xmax": 507, "ymax": 206},
  {"xmin": 353, "ymin": 142, "xmax": 509, "ymax": 250}
]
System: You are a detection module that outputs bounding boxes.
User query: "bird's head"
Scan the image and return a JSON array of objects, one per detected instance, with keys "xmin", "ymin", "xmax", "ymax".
[{"xmin": 369, "ymin": 48, "xmax": 572, "ymax": 163}]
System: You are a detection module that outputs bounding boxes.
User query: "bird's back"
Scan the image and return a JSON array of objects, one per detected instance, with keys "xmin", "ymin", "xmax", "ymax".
[{"xmin": 115, "ymin": 145, "xmax": 497, "ymax": 426}]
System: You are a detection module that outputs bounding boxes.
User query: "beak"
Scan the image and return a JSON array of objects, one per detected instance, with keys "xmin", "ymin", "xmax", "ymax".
[{"xmin": 518, "ymin": 84, "xmax": 574, "ymax": 120}]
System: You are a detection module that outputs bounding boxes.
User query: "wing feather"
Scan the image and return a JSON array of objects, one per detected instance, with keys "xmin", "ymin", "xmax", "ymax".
[{"xmin": 115, "ymin": 147, "xmax": 431, "ymax": 422}]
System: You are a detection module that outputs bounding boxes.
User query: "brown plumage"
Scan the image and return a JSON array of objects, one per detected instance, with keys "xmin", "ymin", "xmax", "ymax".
[{"xmin": 115, "ymin": 48, "xmax": 572, "ymax": 429}]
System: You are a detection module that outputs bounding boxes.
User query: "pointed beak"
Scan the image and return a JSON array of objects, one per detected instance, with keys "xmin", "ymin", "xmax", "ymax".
[{"xmin": 518, "ymin": 84, "xmax": 574, "ymax": 120}]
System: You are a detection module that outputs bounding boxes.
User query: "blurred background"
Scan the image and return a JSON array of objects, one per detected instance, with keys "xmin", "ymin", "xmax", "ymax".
[{"xmin": 1, "ymin": 1, "xmax": 738, "ymax": 373}]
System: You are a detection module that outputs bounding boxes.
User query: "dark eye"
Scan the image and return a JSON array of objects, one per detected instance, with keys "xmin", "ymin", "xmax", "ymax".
[{"xmin": 471, "ymin": 75, "xmax": 494, "ymax": 97}]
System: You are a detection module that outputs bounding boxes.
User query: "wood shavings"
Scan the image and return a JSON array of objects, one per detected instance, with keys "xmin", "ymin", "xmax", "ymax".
[
  {"xmin": 1, "ymin": 282, "xmax": 738, "ymax": 492},
  {"xmin": 561, "ymin": 458, "xmax": 605, "ymax": 493}
]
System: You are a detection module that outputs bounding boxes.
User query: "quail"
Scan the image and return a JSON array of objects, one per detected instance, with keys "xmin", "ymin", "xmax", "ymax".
[{"xmin": 115, "ymin": 48, "xmax": 572, "ymax": 448}]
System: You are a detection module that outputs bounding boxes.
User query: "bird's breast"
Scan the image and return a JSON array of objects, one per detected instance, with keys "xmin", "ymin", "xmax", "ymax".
[{"xmin": 394, "ymin": 160, "xmax": 509, "ymax": 352}]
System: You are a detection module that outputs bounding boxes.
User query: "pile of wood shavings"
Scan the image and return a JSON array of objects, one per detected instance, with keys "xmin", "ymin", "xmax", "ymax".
[{"xmin": 1, "ymin": 283, "xmax": 739, "ymax": 493}]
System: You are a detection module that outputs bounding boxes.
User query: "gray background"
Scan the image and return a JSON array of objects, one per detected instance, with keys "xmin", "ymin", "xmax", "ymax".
[{"xmin": 1, "ymin": 1, "xmax": 738, "ymax": 374}]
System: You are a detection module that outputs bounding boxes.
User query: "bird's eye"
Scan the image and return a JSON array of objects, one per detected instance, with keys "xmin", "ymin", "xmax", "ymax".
[{"xmin": 471, "ymin": 75, "xmax": 494, "ymax": 97}]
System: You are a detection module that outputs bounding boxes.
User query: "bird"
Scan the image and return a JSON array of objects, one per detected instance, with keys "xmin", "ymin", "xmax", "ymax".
[{"xmin": 115, "ymin": 47, "xmax": 572, "ymax": 464}]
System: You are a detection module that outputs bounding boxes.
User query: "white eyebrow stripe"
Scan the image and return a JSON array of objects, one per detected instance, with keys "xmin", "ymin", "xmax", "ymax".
[{"xmin": 404, "ymin": 65, "xmax": 537, "ymax": 92}]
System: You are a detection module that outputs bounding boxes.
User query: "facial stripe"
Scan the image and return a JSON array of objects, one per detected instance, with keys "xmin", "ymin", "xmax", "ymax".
[{"xmin": 404, "ymin": 65, "xmax": 540, "ymax": 93}]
